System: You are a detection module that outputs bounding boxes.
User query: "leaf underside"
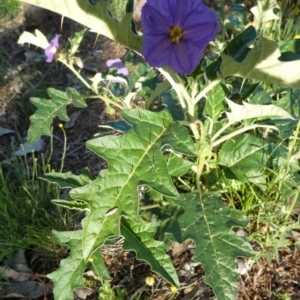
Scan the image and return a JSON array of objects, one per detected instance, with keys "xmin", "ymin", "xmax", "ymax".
[
  {"xmin": 220, "ymin": 37, "xmax": 300, "ymax": 89},
  {"xmin": 19, "ymin": 0, "xmax": 142, "ymax": 52}
]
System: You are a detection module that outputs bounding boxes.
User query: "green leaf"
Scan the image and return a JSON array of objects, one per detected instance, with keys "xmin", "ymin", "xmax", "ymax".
[
  {"xmin": 206, "ymin": 26, "xmax": 257, "ymax": 80},
  {"xmin": 128, "ymin": 62, "xmax": 155, "ymax": 91},
  {"xmin": 220, "ymin": 37, "xmax": 300, "ymax": 89},
  {"xmin": 279, "ymin": 39, "xmax": 300, "ymax": 54},
  {"xmin": 41, "ymin": 168, "xmax": 93, "ymax": 189},
  {"xmin": 146, "ymin": 80, "xmax": 170, "ymax": 109},
  {"xmin": 250, "ymin": 86, "xmax": 272, "ymax": 104},
  {"xmin": 105, "ymin": 120, "xmax": 133, "ymax": 133},
  {"xmin": 89, "ymin": 248, "xmax": 111, "ymax": 280},
  {"xmin": 47, "ymin": 230, "xmax": 110, "ymax": 300},
  {"xmin": 279, "ymin": 52, "xmax": 300, "ymax": 62},
  {"xmin": 51, "ymin": 199, "xmax": 89, "ymax": 210},
  {"xmin": 69, "ymin": 109, "xmax": 195, "ymax": 260},
  {"xmin": 165, "ymin": 152, "xmax": 193, "ymax": 177},
  {"xmin": 18, "ymin": 0, "xmax": 142, "ymax": 52},
  {"xmin": 125, "ymin": 0, "xmax": 134, "ymax": 14},
  {"xmin": 160, "ymin": 90, "xmax": 185, "ymax": 121},
  {"xmin": 224, "ymin": 26, "xmax": 257, "ymax": 63},
  {"xmin": 278, "ymin": 39, "xmax": 300, "ymax": 62},
  {"xmin": 218, "ymin": 133, "xmax": 270, "ymax": 185},
  {"xmin": 27, "ymin": 88, "xmax": 87, "ymax": 144},
  {"xmin": 275, "ymin": 89, "xmax": 300, "ymax": 116},
  {"xmin": 225, "ymin": 99, "xmax": 294, "ymax": 123},
  {"xmin": 65, "ymin": 88, "xmax": 86, "ymax": 107},
  {"xmin": 149, "ymin": 201, "xmax": 185, "ymax": 243},
  {"xmin": 47, "ymin": 230, "xmax": 87, "ymax": 300},
  {"xmin": 121, "ymin": 217, "xmax": 179, "ymax": 287},
  {"xmin": 69, "ymin": 29, "xmax": 87, "ymax": 55},
  {"xmin": 250, "ymin": 0, "xmax": 279, "ymax": 29},
  {"xmin": 204, "ymin": 84, "xmax": 226, "ymax": 122},
  {"xmin": 169, "ymin": 193, "xmax": 254, "ymax": 300},
  {"xmin": 224, "ymin": 5, "xmax": 247, "ymax": 32}
]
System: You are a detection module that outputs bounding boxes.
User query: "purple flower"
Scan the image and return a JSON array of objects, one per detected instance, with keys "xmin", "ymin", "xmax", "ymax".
[
  {"xmin": 141, "ymin": 0, "xmax": 220, "ymax": 74},
  {"xmin": 106, "ymin": 58, "xmax": 129, "ymax": 76},
  {"xmin": 45, "ymin": 35, "xmax": 60, "ymax": 63}
]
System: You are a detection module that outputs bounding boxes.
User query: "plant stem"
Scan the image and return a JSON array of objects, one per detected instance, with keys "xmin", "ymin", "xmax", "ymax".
[
  {"xmin": 212, "ymin": 124, "xmax": 278, "ymax": 147},
  {"xmin": 59, "ymin": 124, "xmax": 67, "ymax": 173},
  {"xmin": 195, "ymin": 122, "xmax": 207, "ymax": 201},
  {"xmin": 193, "ymin": 78, "xmax": 221, "ymax": 105},
  {"xmin": 60, "ymin": 60, "xmax": 92, "ymax": 91},
  {"xmin": 60, "ymin": 60, "xmax": 126, "ymax": 110},
  {"xmin": 196, "ymin": 149, "xmax": 205, "ymax": 202},
  {"xmin": 88, "ymin": 95, "xmax": 126, "ymax": 110},
  {"xmin": 211, "ymin": 121, "xmax": 233, "ymax": 143},
  {"xmin": 158, "ymin": 67, "xmax": 191, "ymax": 110}
]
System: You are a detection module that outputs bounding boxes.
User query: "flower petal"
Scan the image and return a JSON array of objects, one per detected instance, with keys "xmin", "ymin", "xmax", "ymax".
[
  {"xmin": 44, "ymin": 34, "xmax": 60, "ymax": 63},
  {"xmin": 184, "ymin": 21, "xmax": 220, "ymax": 45},
  {"xmin": 141, "ymin": 1, "xmax": 172, "ymax": 34},
  {"xmin": 50, "ymin": 34, "xmax": 60, "ymax": 48},
  {"xmin": 106, "ymin": 58, "xmax": 129, "ymax": 77},
  {"xmin": 170, "ymin": 41, "xmax": 205, "ymax": 74},
  {"xmin": 142, "ymin": 35, "xmax": 173, "ymax": 68},
  {"xmin": 141, "ymin": 0, "xmax": 220, "ymax": 74},
  {"xmin": 172, "ymin": 0, "xmax": 197, "ymax": 26}
]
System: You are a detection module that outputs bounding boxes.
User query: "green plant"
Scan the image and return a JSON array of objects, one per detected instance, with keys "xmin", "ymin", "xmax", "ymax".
[
  {"xmin": 108, "ymin": 0, "xmax": 128, "ymax": 21},
  {"xmin": 272, "ymin": 291, "xmax": 292, "ymax": 300},
  {"xmin": 13, "ymin": 0, "xmax": 300, "ymax": 299},
  {"xmin": 0, "ymin": 151, "xmax": 75, "ymax": 262},
  {"xmin": 98, "ymin": 282, "xmax": 127, "ymax": 300},
  {"xmin": 257, "ymin": 0, "xmax": 300, "ymax": 41},
  {"xmin": 0, "ymin": 0, "xmax": 20, "ymax": 20}
]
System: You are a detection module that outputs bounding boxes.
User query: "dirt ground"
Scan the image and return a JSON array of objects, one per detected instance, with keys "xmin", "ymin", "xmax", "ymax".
[{"xmin": 1, "ymin": 2, "xmax": 300, "ymax": 300}]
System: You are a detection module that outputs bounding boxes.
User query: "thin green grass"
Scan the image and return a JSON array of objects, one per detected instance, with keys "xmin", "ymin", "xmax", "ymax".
[
  {"xmin": 0, "ymin": 0, "xmax": 20, "ymax": 20},
  {"xmin": 0, "ymin": 151, "xmax": 76, "ymax": 262},
  {"xmin": 262, "ymin": 0, "xmax": 300, "ymax": 41},
  {"xmin": 222, "ymin": 111, "xmax": 300, "ymax": 261}
]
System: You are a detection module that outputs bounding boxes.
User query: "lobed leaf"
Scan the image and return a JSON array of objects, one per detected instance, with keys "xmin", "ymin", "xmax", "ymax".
[
  {"xmin": 47, "ymin": 230, "xmax": 87, "ymax": 300},
  {"xmin": 27, "ymin": 88, "xmax": 87, "ymax": 144},
  {"xmin": 17, "ymin": 29, "xmax": 49, "ymax": 49},
  {"xmin": 69, "ymin": 109, "xmax": 195, "ymax": 265},
  {"xmin": 41, "ymin": 110, "xmax": 189, "ymax": 298},
  {"xmin": 165, "ymin": 152, "xmax": 193, "ymax": 177},
  {"xmin": 169, "ymin": 193, "xmax": 254, "ymax": 300},
  {"xmin": 69, "ymin": 29, "xmax": 87, "ymax": 55},
  {"xmin": 41, "ymin": 168, "xmax": 93, "ymax": 189},
  {"xmin": 250, "ymin": 0, "xmax": 279, "ymax": 29},
  {"xmin": 51, "ymin": 199, "xmax": 89, "ymax": 211},
  {"xmin": 206, "ymin": 26, "xmax": 257, "ymax": 81},
  {"xmin": 204, "ymin": 84, "xmax": 226, "ymax": 122},
  {"xmin": 121, "ymin": 217, "xmax": 179, "ymax": 287},
  {"xmin": 218, "ymin": 133, "xmax": 273, "ymax": 186},
  {"xmin": 47, "ymin": 230, "xmax": 110, "ymax": 300},
  {"xmin": 225, "ymin": 98, "xmax": 294, "ymax": 123},
  {"xmin": 18, "ymin": 0, "xmax": 142, "ymax": 52},
  {"xmin": 220, "ymin": 37, "xmax": 300, "ymax": 89}
]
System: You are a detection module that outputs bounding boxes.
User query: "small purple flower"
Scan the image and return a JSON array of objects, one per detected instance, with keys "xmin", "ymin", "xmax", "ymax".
[
  {"xmin": 106, "ymin": 58, "xmax": 129, "ymax": 76},
  {"xmin": 45, "ymin": 35, "xmax": 60, "ymax": 63},
  {"xmin": 141, "ymin": 0, "xmax": 220, "ymax": 74}
]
